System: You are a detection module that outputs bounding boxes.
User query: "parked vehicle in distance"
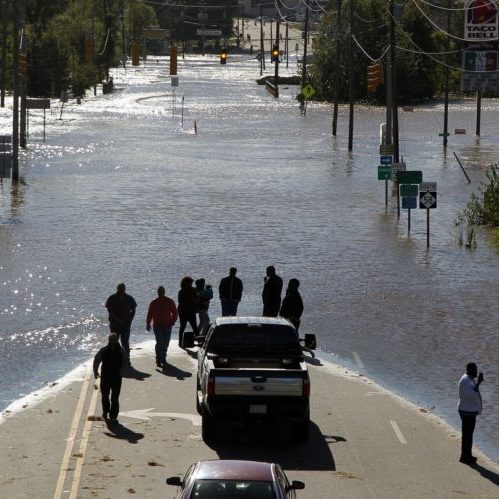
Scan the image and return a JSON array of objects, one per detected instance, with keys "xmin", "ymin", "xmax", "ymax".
[
  {"xmin": 166, "ymin": 459, "xmax": 305, "ymax": 498},
  {"xmin": 184, "ymin": 316, "xmax": 317, "ymax": 441}
]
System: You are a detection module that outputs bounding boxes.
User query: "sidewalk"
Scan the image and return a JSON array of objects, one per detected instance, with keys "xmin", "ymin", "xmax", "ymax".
[{"xmin": 0, "ymin": 342, "xmax": 498, "ymax": 498}]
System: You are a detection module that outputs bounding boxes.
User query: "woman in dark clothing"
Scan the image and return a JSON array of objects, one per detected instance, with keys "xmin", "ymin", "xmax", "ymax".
[
  {"xmin": 279, "ymin": 278, "xmax": 304, "ymax": 332},
  {"xmin": 177, "ymin": 276, "xmax": 199, "ymax": 348}
]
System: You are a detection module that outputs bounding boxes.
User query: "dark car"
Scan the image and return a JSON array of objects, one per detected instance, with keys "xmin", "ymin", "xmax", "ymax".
[{"xmin": 166, "ymin": 459, "xmax": 305, "ymax": 498}]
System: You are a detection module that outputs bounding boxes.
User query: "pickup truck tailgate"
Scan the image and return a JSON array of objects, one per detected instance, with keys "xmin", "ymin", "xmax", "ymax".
[{"xmin": 214, "ymin": 371, "xmax": 304, "ymax": 396}]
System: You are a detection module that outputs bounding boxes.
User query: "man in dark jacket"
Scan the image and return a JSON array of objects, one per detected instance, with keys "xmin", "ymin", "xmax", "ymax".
[
  {"xmin": 262, "ymin": 266, "xmax": 283, "ymax": 317},
  {"xmin": 279, "ymin": 278, "xmax": 304, "ymax": 331},
  {"xmin": 105, "ymin": 283, "xmax": 137, "ymax": 364},
  {"xmin": 219, "ymin": 267, "xmax": 243, "ymax": 316},
  {"xmin": 93, "ymin": 333, "xmax": 127, "ymax": 424}
]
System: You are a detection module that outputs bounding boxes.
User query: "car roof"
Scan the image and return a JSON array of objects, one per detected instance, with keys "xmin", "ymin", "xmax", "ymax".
[
  {"xmin": 214, "ymin": 316, "xmax": 291, "ymax": 327},
  {"xmin": 195, "ymin": 460, "xmax": 275, "ymax": 481}
]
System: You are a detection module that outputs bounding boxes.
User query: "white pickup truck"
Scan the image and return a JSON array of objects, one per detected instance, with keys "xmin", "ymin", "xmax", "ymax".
[{"xmin": 184, "ymin": 316, "xmax": 317, "ymax": 441}]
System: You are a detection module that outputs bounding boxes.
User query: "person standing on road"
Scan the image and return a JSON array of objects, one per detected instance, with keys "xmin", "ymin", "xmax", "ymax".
[
  {"xmin": 146, "ymin": 286, "xmax": 178, "ymax": 368},
  {"xmin": 177, "ymin": 276, "xmax": 199, "ymax": 348},
  {"xmin": 262, "ymin": 265, "xmax": 283, "ymax": 317},
  {"xmin": 458, "ymin": 362, "xmax": 484, "ymax": 465},
  {"xmin": 279, "ymin": 278, "xmax": 304, "ymax": 332},
  {"xmin": 105, "ymin": 283, "xmax": 137, "ymax": 365},
  {"xmin": 195, "ymin": 278, "xmax": 213, "ymax": 335},
  {"xmin": 219, "ymin": 267, "xmax": 243, "ymax": 316},
  {"xmin": 93, "ymin": 333, "xmax": 127, "ymax": 424}
]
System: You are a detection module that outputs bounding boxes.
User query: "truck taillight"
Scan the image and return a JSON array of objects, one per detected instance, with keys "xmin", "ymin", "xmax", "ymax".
[
  {"xmin": 207, "ymin": 376, "xmax": 215, "ymax": 396},
  {"xmin": 302, "ymin": 377, "xmax": 310, "ymax": 397}
]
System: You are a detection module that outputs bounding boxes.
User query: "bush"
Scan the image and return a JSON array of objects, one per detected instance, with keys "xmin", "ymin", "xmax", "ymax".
[{"xmin": 457, "ymin": 164, "xmax": 499, "ymax": 227}]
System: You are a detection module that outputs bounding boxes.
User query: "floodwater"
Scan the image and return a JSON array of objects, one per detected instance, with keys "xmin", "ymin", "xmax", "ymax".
[{"xmin": 0, "ymin": 54, "xmax": 498, "ymax": 463}]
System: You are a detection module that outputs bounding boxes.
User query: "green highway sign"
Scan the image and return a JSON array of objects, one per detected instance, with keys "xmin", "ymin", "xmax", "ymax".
[
  {"xmin": 400, "ymin": 184, "xmax": 418, "ymax": 197},
  {"xmin": 397, "ymin": 170, "xmax": 422, "ymax": 184},
  {"xmin": 378, "ymin": 165, "xmax": 392, "ymax": 180}
]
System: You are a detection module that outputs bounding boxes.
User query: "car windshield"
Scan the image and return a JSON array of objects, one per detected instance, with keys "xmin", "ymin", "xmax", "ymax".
[
  {"xmin": 190, "ymin": 479, "xmax": 277, "ymax": 499},
  {"xmin": 208, "ymin": 324, "xmax": 301, "ymax": 357}
]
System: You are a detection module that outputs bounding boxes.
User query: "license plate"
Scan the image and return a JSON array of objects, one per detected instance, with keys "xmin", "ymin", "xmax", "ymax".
[{"xmin": 249, "ymin": 404, "xmax": 267, "ymax": 414}]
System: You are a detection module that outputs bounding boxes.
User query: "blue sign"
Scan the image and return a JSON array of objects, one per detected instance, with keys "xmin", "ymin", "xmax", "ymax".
[
  {"xmin": 380, "ymin": 155, "xmax": 393, "ymax": 165},
  {"xmin": 402, "ymin": 197, "xmax": 418, "ymax": 209}
]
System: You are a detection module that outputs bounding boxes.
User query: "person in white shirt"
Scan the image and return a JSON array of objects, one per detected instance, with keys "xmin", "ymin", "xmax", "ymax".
[{"xmin": 457, "ymin": 362, "xmax": 483, "ymax": 465}]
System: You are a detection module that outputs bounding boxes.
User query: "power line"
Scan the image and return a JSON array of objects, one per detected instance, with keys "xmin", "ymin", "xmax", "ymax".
[{"xmin": 410, "ymin": 0, "xmax": 499, "ymax": 42}]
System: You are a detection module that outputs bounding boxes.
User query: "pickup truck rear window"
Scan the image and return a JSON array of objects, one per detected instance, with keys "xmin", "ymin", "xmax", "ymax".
[{"xmin": 207, "ymin": 324, "xmax": 301, "ymax": 356}]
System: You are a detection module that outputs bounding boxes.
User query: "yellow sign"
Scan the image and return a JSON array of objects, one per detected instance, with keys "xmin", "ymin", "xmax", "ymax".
[{"xmin": 302, "ymin": 83, "xmax": 316, "ymax": 100}]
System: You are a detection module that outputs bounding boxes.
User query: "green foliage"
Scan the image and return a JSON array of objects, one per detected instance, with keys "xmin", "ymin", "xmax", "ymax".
[
  {"xmin": 27, "ymin": 31, "xmax": 71, "ymax": 97},
  {"xmin": 17, "ymin": 0, "xmax": 159, "ymax": 96},
  {"xmin": 457, "ymin": 164, "xmax": 499, "ymax": 227},
  {"xmin": 310, "ymin": 0, "xmax": 454, "ymax": 103}
]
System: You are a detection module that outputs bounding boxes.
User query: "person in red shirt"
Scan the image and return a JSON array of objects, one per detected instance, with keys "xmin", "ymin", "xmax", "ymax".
[{"xmin": 146, "ymin": 286, "xmax": 178, "ymax": 368}]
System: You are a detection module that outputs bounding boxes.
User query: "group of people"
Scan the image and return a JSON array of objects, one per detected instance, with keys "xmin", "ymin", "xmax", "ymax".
[
  {"xmin": 94, "ymin": 281, "xmax": 486, "ymax": 468},
  {"xmin": 93, "ymin": 267, "xmax": 304, "ymax": 424}
]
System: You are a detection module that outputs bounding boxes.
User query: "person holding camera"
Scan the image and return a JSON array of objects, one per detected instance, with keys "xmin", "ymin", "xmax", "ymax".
[{"xmin": 457, "ymin": 362, "xmax": 483, "ymax": 465}]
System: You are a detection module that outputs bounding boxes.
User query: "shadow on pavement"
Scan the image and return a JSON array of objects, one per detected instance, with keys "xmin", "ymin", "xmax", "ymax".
[
  {"xmin": 471, "ymin": 463, "xmax": 499, "ymax": 486},
  {"xmin": 209, "ymin": 421, "xmax": 336, "ymax": 471},
  {"xmin": 104, "ymin": 421, "xmax": 144, "ymax": 444},
  {"xmin": 122, "ymin": 365, "xmax": 151, "ymax": 381},
  {"xmin": 304, "ymin": 355, "xmax": 323, "ymax": 367},
  {"xmin": 157, "ymin": 362, "xmax": 192, "ymax": 380}
]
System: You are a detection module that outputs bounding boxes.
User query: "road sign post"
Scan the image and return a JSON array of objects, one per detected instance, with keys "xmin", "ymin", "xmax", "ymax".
[
  {"xmin": 419, "ymin": 182, "xmax": 437, "ymax": 247},
  {"xmin": 378, "ymin": 165, "xmax": 392, "ymax": 207}
]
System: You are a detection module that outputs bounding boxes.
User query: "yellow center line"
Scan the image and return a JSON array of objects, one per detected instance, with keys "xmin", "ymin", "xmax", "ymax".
[
  {"xmin": 69, "ymin": 376, "xmax": 100, "ymax": 499},
  {"xmin": 53, "ymin": 368, "xmax": 92, "ymax": 499}
]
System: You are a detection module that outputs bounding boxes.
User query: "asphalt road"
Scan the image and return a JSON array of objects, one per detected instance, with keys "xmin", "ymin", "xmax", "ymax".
[{"xmin": 1, "ymin": 343, "xmax": 498, "ymax": 498}]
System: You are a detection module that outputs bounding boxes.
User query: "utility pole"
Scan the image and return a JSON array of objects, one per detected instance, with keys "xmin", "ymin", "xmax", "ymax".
[
  {"xmin": 332, "ymin": 0, "xmax": 342, "ymax": 136},
  {"xmin": 12, "ymin": 0, "xmax": 19, "ymax": 180},
  {"xmin": 347, "ymin": 0, "xmax": 354, "ymax": 150},
  {"xmin": 260, "ymin": 6, "xmax": 265, "ymax": 73},
  {"xmin": 301, "ymin": 6, "xmax": 309, "ymax": 91},
  {"xmin": 285, "ymin": 21, "xmax": 289, "ymax": 68},
  {"xmin": 443, "ymin": 0, "xmax": 451, "ymax": 147},
  {"xmin": 269, "ymin": 19, "xmax": 273, "ymax": 62},
  {"xmin": 18, "ymin": 0, "xmax": 26, "ymax": 150},
  {"xmin": 93, "ymin": 0, "xmax": 97, "ymax": 95},
  {"xmin": 476, "ymin": 90, "xmax": 481, "ymax": 135},
  {"xmin": 20, "ymin": 30, "xmax": 27, "ymax": 149},
  {"xmin": 1, "ymin": 0, "xmax": 8, "ymax": 108},
  {"xmin": 120, "ymin": 0, "xmax": 126, "ymax": 69},
  {"xmin": 274, "ymin": 19, "xmax": 280, "ymax": 95},
  {"xmin": 390, "ymin": 0, "xmax": 399, "ymax": 162}
]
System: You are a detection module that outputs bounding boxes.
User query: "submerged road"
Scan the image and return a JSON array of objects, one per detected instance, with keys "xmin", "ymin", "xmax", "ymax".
[{"xmin": 0, "ymin": 344, "xmax": 498, "ymax": 498}]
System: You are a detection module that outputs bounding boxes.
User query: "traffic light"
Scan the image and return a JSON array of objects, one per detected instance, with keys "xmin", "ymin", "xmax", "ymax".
[
  {"xmin": 220, "ymin": 48, "xmax": 227, "ymax": 65},
  {"xmin": 271, "ymin": 45, "xmax": 279, "ymax": 62},
  {"xmin": 18, "ymin": 52, "xmax": 27, "ymax": 79},
  {"xmin": 367, "ymin": 63, "xmax": 383, "ymax": 93}
]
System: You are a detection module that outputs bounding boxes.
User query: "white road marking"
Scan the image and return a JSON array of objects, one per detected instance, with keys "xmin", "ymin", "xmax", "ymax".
[
  {"xmin": 352, "ymin": 351, "xmax": 365, "ymax": 369},
  {"xmin": 120, "ymin": 408, "xmax": 201, "ymax": 426},
  {"xmin": 390, "ymin": 420, "xmax": 407, "ymax": 444}
]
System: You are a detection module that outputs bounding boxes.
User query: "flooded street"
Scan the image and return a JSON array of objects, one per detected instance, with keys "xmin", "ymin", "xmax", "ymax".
[{"xmin": 0, "ymin": 54, "xmax": 498, "ymax": 462}]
